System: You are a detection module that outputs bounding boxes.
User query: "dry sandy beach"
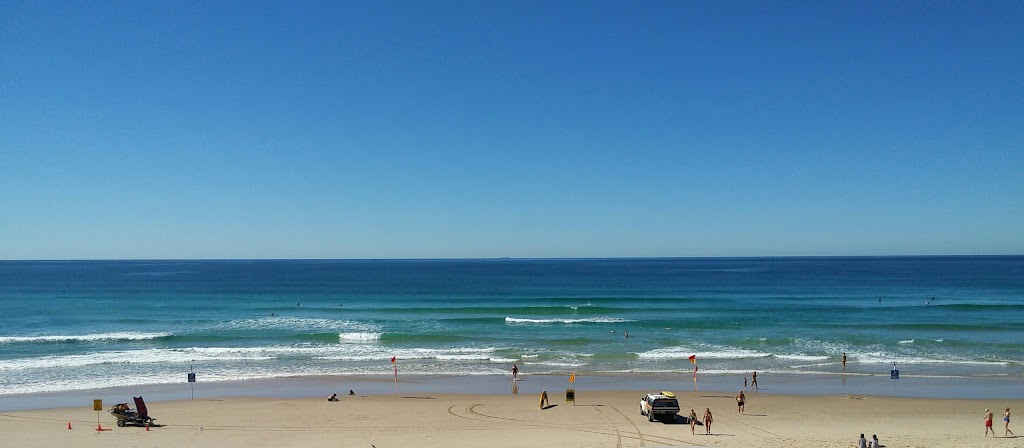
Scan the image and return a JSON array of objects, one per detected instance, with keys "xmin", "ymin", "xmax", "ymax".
[{"xmin": 1, "ymin": 388, "xmax": 1020, "ymax": 448}]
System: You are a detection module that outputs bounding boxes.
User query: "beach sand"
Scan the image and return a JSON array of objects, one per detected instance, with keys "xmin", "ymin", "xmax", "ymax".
[{"xmin": 1, "ymin": 388, "xmax": 1020, "ymax": 447}]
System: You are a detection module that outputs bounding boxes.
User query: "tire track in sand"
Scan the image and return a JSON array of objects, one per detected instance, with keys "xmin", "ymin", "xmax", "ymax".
[{"xmin": 451, "ymin": 403, "xmax": 691, "ymax": 447}]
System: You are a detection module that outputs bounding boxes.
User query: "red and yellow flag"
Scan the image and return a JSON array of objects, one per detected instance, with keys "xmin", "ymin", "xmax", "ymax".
[
  {"xmin": 688, "ymin": 355, "xmax": 696, "ymax": 364},
  {"xmin": 568, "ymin": 373, "xmax": 575, "ymax": 383}
]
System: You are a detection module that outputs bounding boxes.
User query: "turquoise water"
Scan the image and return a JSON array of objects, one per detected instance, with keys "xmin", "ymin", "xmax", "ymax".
[{"xmin": 1, "ymin": 257, "xmax": 1022, "ymax": 396}]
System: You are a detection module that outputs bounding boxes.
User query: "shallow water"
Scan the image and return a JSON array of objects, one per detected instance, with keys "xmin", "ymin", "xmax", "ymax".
[{"xmin": 2, "ymin": 257, "xmax": 1022, "ymax": 397}]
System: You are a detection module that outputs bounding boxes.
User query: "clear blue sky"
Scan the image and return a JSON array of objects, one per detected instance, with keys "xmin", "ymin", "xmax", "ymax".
[{"xmin": 1, "ymin": 1, "xmax": 1022, "ymax": 259}]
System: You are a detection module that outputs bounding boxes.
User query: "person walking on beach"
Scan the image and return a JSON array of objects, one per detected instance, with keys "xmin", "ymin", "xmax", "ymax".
[
  {"xmin": 511, "ymin": 364, "xmax": 518, "ymax": 380},
  {"xmin": 688, "ymin": 408, "xmax": 698, "ymax": 435},
  {"xmin": 751, "ymin": 371, "xmax": 758, "ymax": 392},
  {"xmin": 736, "ymin": 390, "xmax": 746, "ymax": 414},
  {"xmin": 1005, "ymin": 407, "xmax": 1015, "ymax": 437},
  {"xmin": 984, "ymin": 409, "xmax": 995, "ymax": 437},
  {"xmin": 702, "ymin": 408, "xmax": 713, "ymax": 435},
  {"xmin": 842, "ymin": 352, "xmax": 847, "ymax": 369},
  {"xmin": 744, "ymin": 376, "xmax": 748, "ymax": 390}
]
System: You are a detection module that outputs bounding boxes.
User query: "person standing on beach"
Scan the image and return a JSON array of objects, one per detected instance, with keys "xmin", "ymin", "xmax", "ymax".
[
  {"xmin": 751, "ymin": 371, "xmax": 758, "ymax": 392},
  {"xmin": 842, "ymin": 352, "xmax": 847, "ymax": 369},
  {"xmin": 984, "ymin": 409, "xmax": 995, "ymax": 436},
  {"xmin": 744, "ymin": 376, "xmax": 748, "ymax": 391},
  {"xmin": 735, "ymin": 390, "xmax": 746, "ymax": 414},
  {"xmin": 511, "ymin": 364, "xmax": 518, "ymax": 380},
  {"xmin": 688, "ymin": 408, "xmax": 698, "ymax": 435},
  {"xmin": 702, "ymin": 408, "xmax": 713, "ymax": 434},
  {"xmin": 1005, "ymin": 407, "xmax": 1014, "ymax": 436}
]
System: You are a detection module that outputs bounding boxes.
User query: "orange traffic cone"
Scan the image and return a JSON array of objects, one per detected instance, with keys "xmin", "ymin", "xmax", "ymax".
[
  {"xmin": 67, "ymin": 422, "xmax": 72, "ymax": 430},
  {"xmin": 96, "ymin": 423, "xmax": 103, "ymax": 431},
  {"xmin": 145, "ymin": 421, "xmax": 150, "ymax": 431}
]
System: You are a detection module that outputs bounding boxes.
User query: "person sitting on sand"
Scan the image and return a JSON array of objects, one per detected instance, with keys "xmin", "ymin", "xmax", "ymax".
[
  {"xmin": 857, "ymin": 433, "xmax": 867, "ymax": 448},
  {"xmin": 688, "ymin": 408, "xmax": 698, "ymax": 435},
  {"xmin": 348, "ymin": 390, "xmax": 355, "ymax": 396},
  {"xmin": 702, "ymin": 408, "xmax": 713, "ymax": 435},
  {"xmin": 327, "ymin": 393, "xmax": 339, "ymax": 402},
  {"xmin": 870, "ymin": 434, "xmax": 880, "ymax": 448}
]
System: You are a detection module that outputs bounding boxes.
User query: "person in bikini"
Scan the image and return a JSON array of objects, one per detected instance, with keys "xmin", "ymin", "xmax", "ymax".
[
  {"xmin": 1005, "ymin": 407, "xmax": 1015, "ymax": 437},
  {"xmin": 688, "ymin": 408, "xmax": 698, "ymax": 435},
  {"xmin": 702, "ymin": 408, "xmax": 713, "ymax": 435}
]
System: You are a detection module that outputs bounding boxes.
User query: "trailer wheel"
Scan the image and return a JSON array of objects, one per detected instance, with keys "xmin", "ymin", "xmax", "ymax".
[{"xmin": 116, "ymin": 420, "xmax": 125, "ymax": 427}]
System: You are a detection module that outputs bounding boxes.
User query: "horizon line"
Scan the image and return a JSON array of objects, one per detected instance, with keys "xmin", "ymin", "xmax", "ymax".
[{"xmin": 2, "ymin": 254, "xmax": 1021, "ymax": 262}]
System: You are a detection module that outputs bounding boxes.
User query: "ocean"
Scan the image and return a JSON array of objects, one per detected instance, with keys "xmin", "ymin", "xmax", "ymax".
[{"xmin": 2, "ymin": 257, "xmax": 1022, "ymax": 398}]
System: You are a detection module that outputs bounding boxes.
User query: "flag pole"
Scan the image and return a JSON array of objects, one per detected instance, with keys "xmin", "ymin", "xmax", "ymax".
[
  {"xmin": 688, "ymin": 355, "xmax": 697, "ymax": 393},
  {"xmin": 391, "ymin": 357, "xmax": 398, "ymax": 398}
]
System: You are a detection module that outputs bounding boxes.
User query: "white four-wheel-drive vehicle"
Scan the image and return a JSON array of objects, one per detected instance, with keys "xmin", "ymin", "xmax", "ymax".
[{"xmin": 639, "ymin": 391, "xmax": 679, "ymax": 422}]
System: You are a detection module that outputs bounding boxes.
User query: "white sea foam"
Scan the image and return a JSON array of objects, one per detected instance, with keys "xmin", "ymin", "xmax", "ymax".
[
  {"xmin": 315, "ymin": 346, "xmax": 498, "ymax": 362},
  {"xmin": 212, "ymin": 317, "xmax": 376, "ymax": 333},
  {"xmin": 853, "ymin": 351, "xmax": 1008, "ymax": 366},
  {"xmin": 339, "ymin": 332, "xmax": 381, "ymax": 342},
  {"xmin": 774, "ymin": 354, "xmax": 830, "ymax": 361},
  {"xmin": 0, "ymin": 332, "xmax": 171, "ymax": 344},
  {"xmin": 0, "ymin": 347, "xmax": 281, "ymax": 371},
  {"xmin": 899, "ymin": 339, "xmax": 915, "ymax": 344},
  {"xmin": 636, "ymin": 346, "xmax": 770, "ymax": 360},
  {"xmin": 524, "ymin": 360, "xmax": 588, "ymax": 368},
  {"xmin": 504, "ymin": 317, "xmax": 633, "ymax": 324}
]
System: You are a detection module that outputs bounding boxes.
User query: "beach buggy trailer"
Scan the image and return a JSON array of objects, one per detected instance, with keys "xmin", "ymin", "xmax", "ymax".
[{"xmin": 109, "ymin": 396, "xmax": 156, "ymax": 427}]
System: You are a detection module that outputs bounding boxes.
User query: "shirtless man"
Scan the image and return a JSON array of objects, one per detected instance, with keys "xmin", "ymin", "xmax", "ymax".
[
  {"xmin": 736, "ymin": 390, "xmax": 746, "ymax": 414},
  {"xmin": 984, "ymin": 409, "xmax": 995, "ymax": 437},
  {"xmin": 751, "ymin": 371, "xmax": 758, "ymax": 392}
]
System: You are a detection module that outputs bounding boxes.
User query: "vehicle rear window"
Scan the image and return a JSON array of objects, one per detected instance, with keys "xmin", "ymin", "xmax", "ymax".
[{"xmin": 653, "ymin": 399, "xmax": 678, "ymax": 407}]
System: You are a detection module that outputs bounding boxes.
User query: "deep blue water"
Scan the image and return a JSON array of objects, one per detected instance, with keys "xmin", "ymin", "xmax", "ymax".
[{"xmin": 1, "ymin": 257, "xmax": 1022, "ymax": 395}]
